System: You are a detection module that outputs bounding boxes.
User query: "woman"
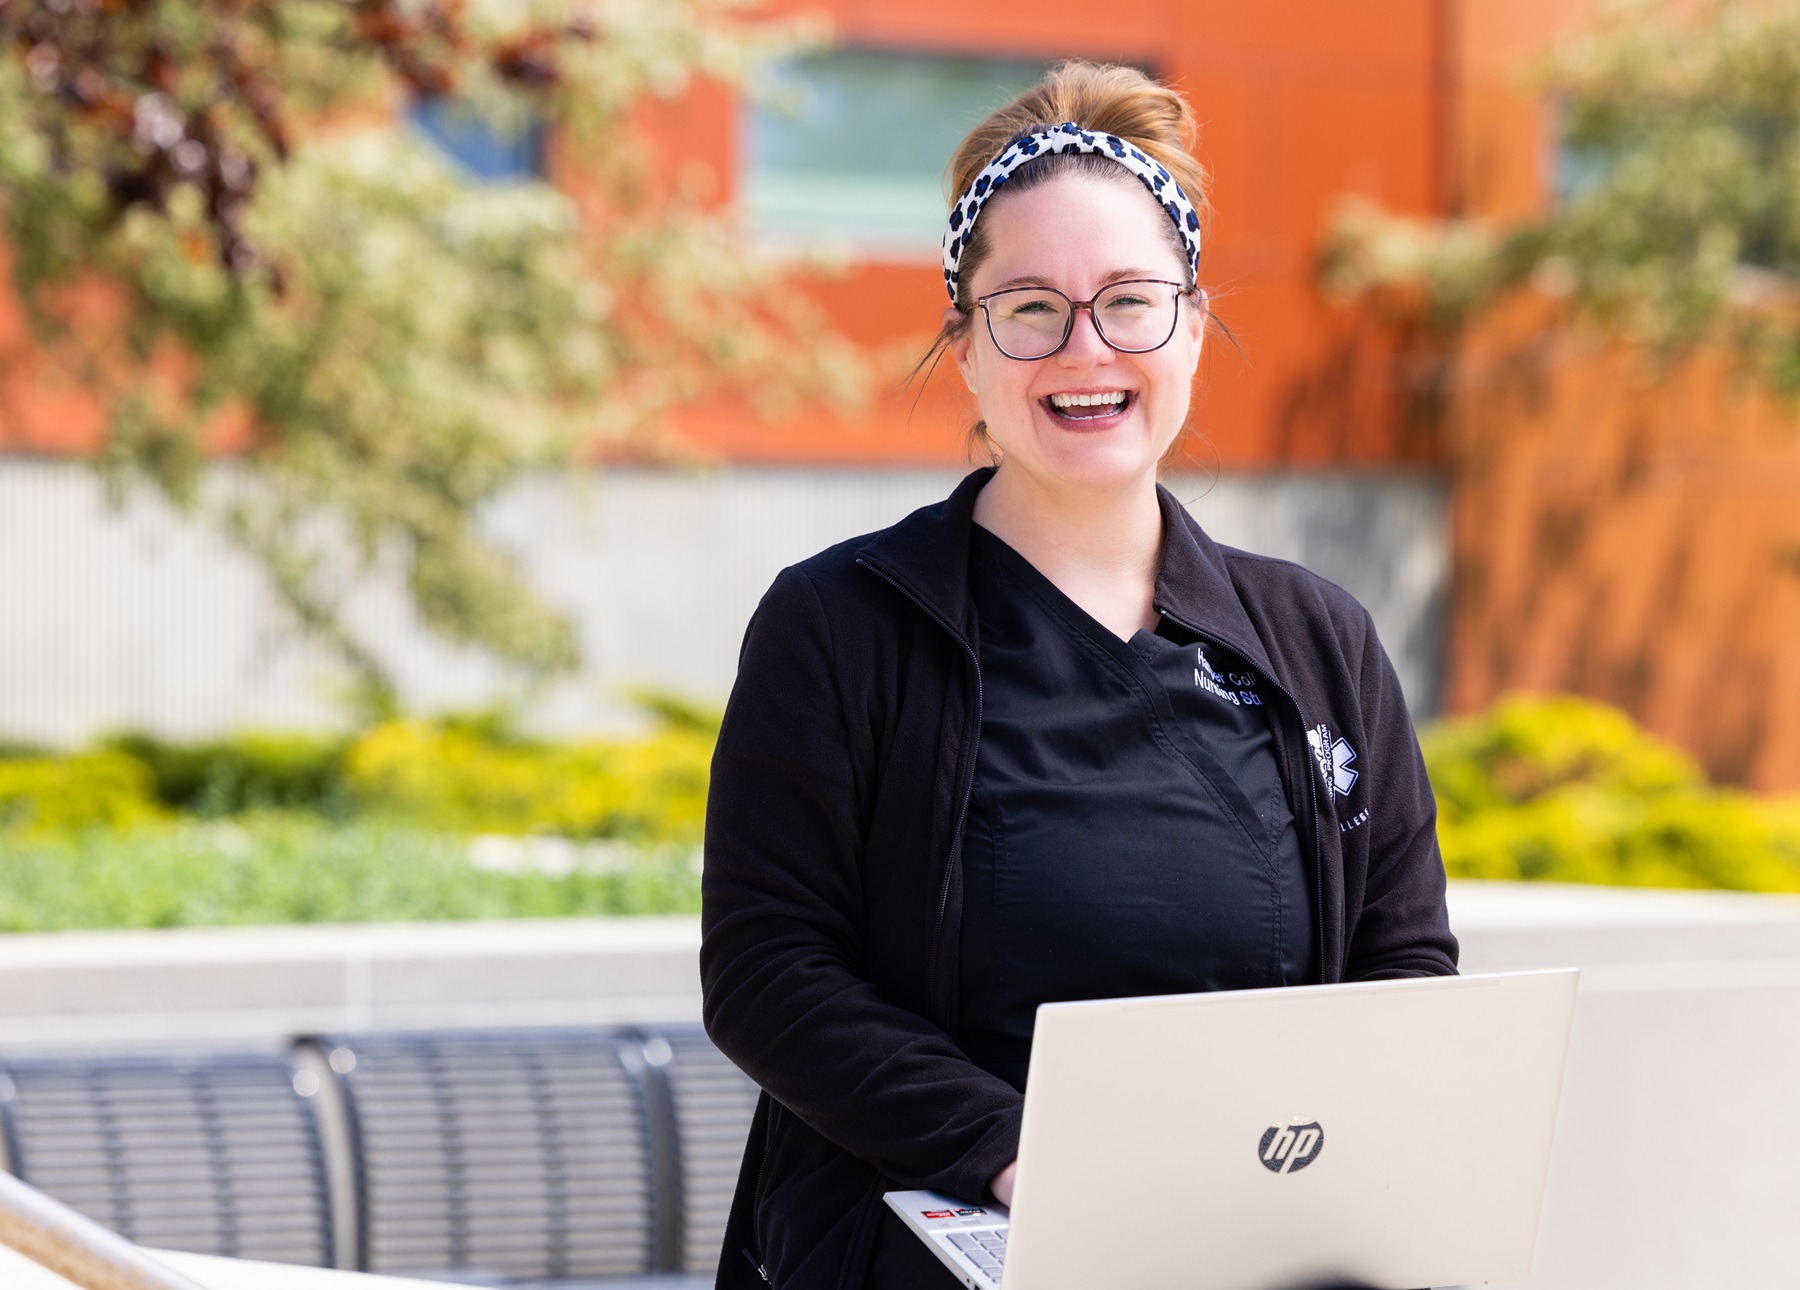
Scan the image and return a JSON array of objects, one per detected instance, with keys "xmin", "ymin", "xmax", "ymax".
[{"xmin": 701, "ymin": 61, "xmax": 1457, "ymax": 1289}]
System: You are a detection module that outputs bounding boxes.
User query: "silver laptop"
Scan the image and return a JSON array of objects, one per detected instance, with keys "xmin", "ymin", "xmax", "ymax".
[{"xmin": 887, "ymin": 969, "xmax": 1578, "ymax": 1290}]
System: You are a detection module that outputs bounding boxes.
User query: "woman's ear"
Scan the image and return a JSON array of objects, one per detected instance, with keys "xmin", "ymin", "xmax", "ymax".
[
  {"xmin": 945, "ymin": 307, "xmax": 978, "ymax": 393},
  {"xmin": 1181, "ymin": 288, "xmax": 1208, "ymax": 370}
]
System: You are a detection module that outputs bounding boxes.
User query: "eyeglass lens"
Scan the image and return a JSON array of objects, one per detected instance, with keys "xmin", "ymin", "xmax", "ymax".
[{"xmin": 984, "ymin": 281, "xmax": 1182, "ymax": 360}]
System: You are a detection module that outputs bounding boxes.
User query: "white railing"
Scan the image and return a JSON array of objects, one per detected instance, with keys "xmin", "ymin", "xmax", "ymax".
[{"xmin": 0, "ymin": 1169, "xmax": 208, "ymax": 1290}]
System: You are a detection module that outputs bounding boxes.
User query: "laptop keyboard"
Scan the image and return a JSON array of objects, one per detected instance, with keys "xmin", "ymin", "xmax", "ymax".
[{"xmin": 947, "ymin": 1228, "xmax": 1007, "ymax": 1282}]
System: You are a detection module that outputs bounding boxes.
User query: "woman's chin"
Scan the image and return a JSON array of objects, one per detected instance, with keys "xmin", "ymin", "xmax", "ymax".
[{"xmin": 1028, "ymin": 431, "xmax": 1163, "ymax": 493}]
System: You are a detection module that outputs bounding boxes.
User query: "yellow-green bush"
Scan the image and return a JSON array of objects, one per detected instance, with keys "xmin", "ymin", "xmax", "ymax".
[
  {"xmin": 1422, "ymin": 695, "xmax": 1800, "ymax": 892},
  {"xmin": 11, "ymin": 696, "xmax": 1800, "ymax": 904},
  {"xmin": 105, "ymin": 731, "xmax": 349, "ymax": 815},
  {"xmin": 344, "ymin": 719, "xmax": 710, "ymax": 844},
  {"xmin": 0, "ymin": 753, "xmax": 164, "ymax": 835}
]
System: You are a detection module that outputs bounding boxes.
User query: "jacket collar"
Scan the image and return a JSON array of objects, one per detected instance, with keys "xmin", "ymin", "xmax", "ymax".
[
  {"xmin": 1151, "ymin": 480, "xmax": 1277, "ymax": 678},
  {"xmin": 854, "ymin": 467, "xmax": 993, "ymax": 643},
  {"xmin": 857, "ymin": 467, "xmax": 1275, "ymax": 678}
]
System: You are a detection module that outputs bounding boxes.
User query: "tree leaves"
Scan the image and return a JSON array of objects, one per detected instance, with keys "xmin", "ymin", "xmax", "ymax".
[
  {"xmin": 0, "ymin": 0, "xmax": 869, "ymax": 708},
  {"xmin": 1321, "ymin": 0, "xmax": 1800, "ymax": 396}
]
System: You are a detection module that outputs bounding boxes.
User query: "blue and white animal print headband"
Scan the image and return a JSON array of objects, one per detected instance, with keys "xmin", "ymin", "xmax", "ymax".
[{"xmin": 941, "ymin": 121, "xmax": 1202, "ymax": 303}]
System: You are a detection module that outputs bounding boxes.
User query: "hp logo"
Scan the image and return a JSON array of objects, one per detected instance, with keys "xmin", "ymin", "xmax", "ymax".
[{"xmin": 1258, "ymin": 1120, "xmax": 1324, "ymax": 1174}]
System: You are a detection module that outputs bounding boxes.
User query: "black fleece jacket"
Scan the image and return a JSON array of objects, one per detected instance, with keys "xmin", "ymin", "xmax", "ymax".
[{"xmin": 700, "ymin": 468, "xmax": 1458, "ymax": 1290}]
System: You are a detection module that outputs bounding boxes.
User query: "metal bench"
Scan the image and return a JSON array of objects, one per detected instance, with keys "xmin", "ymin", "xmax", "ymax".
[
  {"xmin": 0, "ymin": 1050, "xmax": 335, "ymax": 1268},
  {"xmin": 658, "ymin": 1027, "xmax": 761, "ymax": 1276},
  {"xmin": 0, "ymin": 1025, "xmax": 758, "ymax": 1288}
]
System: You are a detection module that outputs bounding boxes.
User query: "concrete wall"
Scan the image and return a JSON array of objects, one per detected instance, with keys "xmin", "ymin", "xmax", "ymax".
[
  {"xmin": 0, "ymin": 882, "xmax": 1796, "ymax": 1287},
  {"xmin": 0, "ymin": 460, "xmax": 1449, "ymax": 744},
  {"xmin": 1454, "ymin": 884, "xmax": 1800, "ymax": 1290}
]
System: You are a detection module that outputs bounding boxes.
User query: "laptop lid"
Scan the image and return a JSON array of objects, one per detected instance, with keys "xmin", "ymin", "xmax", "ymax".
[{"xmin": 1003, "ymin": 969, "xmax": 1578, "ymax": 1290}]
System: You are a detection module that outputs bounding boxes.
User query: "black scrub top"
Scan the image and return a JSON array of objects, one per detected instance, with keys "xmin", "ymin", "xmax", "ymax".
[{"xmin": 958, "ymin": 524, "xmax": 1316, "ymax": 1089}]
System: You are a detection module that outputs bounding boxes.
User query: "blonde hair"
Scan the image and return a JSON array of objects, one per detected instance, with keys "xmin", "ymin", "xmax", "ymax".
[{"xmin": 914, "ymin": 62, "xmax": 1215, "ymax": 458}]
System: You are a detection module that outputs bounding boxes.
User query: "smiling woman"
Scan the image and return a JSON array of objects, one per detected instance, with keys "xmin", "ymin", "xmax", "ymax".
[
  {"xmin": 700, "ymin": 60, "xmax": 1460, "ymax": 1290},
  {"xmin": 949, "ymin": 172, "xmax": 1207, "ymax": 639}
]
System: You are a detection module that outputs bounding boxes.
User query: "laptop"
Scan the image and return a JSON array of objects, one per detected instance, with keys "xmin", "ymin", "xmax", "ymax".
[{"xmin": 886, "ymin": 968, "xmax": 1578, "ymax": 1290}]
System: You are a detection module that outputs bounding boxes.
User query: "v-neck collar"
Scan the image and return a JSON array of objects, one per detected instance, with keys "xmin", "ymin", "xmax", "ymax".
[
  {"xmin": 969, "ymin": 519, "xmax": 1146, "ymax": 662},
  {"xmin": 966, "ymin": 519, "xmax": 1279, "ymax": 864}
]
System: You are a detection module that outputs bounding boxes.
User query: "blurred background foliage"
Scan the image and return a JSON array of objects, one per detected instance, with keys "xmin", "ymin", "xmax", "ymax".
[
  {"xmin": 1426, "ymin": 695, "xmax": 1800, "ymax": 891},
  {"xmin": 0, "ymin": 692, "xmax": 1795, "ymax": 931},
  {"xmin": 1322, "ymin": 0, "xmax": 1800, "ymax": 396},
  {"xmin": 0, "ymin": 696, "xmax": 714, "ymax": 930},
  {"xmin": 0, "ymin": 820, "xmax": 703, "ymax": 931},
  {"xmin": 0, "ymin": 701, "xmax": 714, "ymax": 842},
  {"xmin": 0, "ymin": 0, "xmax": 871, "ymax": 704}
]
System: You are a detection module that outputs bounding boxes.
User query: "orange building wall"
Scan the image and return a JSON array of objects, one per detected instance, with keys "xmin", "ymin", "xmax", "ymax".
[
  {"xmin": 1445, "ymin": 301, "xmax": 1800, "ymax": 790},
  {"xmin": 1449, "ymin": 0, "xmax": 1589, "ymax": 219}
]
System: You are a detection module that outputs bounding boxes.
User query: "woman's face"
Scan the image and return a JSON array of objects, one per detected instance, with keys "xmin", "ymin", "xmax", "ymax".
[{"xmin": 948, "ymin": 170, "xmax": 1206, "ymax": 495}]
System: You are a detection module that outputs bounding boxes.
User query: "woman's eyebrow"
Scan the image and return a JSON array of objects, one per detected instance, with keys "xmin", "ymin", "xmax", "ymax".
[
  {"xmin": 990, "ymin": 274, "xmax": 1057, "ymax": 290},
  {"xmin": 990, "ymin": 268, "xmax": 1169, "ymax": 291}
]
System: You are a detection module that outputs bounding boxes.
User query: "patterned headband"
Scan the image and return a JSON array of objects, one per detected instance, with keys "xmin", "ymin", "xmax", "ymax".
[{"xmin": 941, "ymin": 121, "xmax": 1202, "ymax": 302}]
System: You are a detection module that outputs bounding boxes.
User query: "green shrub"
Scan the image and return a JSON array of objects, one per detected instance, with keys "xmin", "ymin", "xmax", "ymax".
[
  {"xmin": 0, "ymin": 753, "xmax": 164, "ymax": 834},
  {"xmin": 344, "ymin": 718, "xmax": 710, "ymax": 844},
  {"xmin": 0, "ymin": 706, "xmax": 712, "ymax": 931},
  {"xmin": 0, "ymin": 813, "xmax": 700, "ymax": 932},
  {"xmin": 105, "ymin": 731, "xmax": 351, "ymax": 816},
  {"xmin": 1422, "ymin": 695, "xmax": 1800, "ymax": 892},
  {"xmin": 10, "ymin": 694, "xmax": 1794, "ymax": 936},
  {"xmin": 0, "ymin": 709, "xmax": 712, "ymax": 850}
]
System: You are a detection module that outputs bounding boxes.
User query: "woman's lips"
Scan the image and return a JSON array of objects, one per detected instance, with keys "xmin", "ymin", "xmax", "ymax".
[{"xmin": 1041, "ymin": 391, "xmax": 1136, "ymax": 428}]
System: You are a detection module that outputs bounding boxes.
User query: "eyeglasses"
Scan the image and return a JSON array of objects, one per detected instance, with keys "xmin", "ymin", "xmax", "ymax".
[{"xmin": 974, "ymin": 279, "xmax": 1203, "ymax": 361}]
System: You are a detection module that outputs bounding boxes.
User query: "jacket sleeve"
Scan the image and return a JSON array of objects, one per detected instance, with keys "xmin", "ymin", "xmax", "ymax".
[
  {"xmin": 700, "ymin": 566, "xmax": 1023, "ymax": 1199},
  {"xmin": 1343, "ymin": 607, "xmax": 1460, "ymax": 980}
]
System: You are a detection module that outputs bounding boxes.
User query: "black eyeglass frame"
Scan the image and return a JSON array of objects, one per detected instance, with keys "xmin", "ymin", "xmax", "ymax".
[{"xmin": 973, "ymin": 278, "xmax": 1207, "ymax": 361}]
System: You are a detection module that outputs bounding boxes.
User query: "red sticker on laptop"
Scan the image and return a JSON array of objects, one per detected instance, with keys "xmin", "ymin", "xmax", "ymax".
[{"xmin": 922, "ymin": 1210, "xmax": 954, "ymax": 1219}]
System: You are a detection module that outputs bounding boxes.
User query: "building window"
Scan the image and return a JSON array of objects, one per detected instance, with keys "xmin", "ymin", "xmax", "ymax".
[
  {"xmin": 410, "ymin": 96, "xmax": 545, "ymax": 182},
  {"xmin": 742, "ymin": 48, "xmax": 1051, "ymax": 254},
  {"xmin": 1553, "ymin": 138, "xmax": 1612, "ymax": 207}
]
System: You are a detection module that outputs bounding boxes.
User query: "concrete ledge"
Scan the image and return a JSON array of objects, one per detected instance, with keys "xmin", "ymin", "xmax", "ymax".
[
  {"xmin": 1446, "ymin": 882, "xmax": 1800, "ymax": 1289},
  {"xmin": 5, "ymin": 882, "xmax": 1796, "ymax": 1050},
  {"xmin": 0, "ymin": 916, "xmax": 702, "ymax": 1051}
]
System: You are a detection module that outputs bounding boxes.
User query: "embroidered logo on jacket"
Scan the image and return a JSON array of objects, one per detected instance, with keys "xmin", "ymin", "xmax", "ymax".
[{"xmin": 1306, "ymin": 724, "xmax": 1359, "ymax": 798}]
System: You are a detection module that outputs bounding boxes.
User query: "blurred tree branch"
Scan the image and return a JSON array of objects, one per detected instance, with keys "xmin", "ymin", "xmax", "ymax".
[
  {"xmin": 0, "ymin": 0, "xmax": 868, "ymax": 706},
  {"xmin": 1320, "ymin": 0, "xmax": 1800, "ymax": 394}
]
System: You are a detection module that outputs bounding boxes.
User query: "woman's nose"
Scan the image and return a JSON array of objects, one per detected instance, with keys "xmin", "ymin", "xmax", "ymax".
[{"xmin": 1056, "ymin": 304, "xmax": 1114, "ymax": 365}]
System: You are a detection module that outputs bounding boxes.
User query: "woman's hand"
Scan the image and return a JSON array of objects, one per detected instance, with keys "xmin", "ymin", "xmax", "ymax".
[{"xmin": 989, "ymin": 1161, "xmax": 1017, "ymax": 1207}]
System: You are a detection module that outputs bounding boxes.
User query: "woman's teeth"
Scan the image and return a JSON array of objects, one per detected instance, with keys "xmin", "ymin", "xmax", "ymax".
[{"xmin": 1049, "ymin": 391, "xmax": 1128, "ymax": 412}]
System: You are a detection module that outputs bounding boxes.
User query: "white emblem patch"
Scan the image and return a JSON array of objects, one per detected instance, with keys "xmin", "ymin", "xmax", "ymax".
[{"xmin": 1306, "ymin": 724, "xmax": 1359, "ymax": 798}]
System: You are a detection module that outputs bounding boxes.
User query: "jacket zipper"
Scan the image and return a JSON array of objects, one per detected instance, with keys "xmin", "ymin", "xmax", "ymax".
[
  {"xmin": 855, "ymin": 557, "xmax": 983, "ymax": 1022},
  {"xmin": 747, "ymin": 1098, "xmax": 779, "ymax": 1281},
  {"xmin": 1155, "ymin": 604, "xmax": 1328, "ymax": 981}
]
